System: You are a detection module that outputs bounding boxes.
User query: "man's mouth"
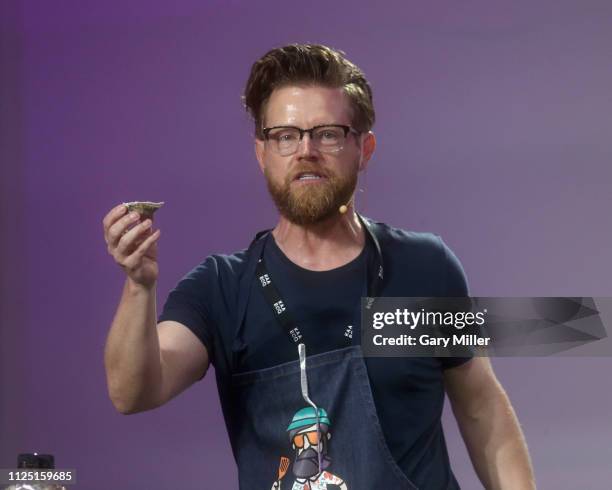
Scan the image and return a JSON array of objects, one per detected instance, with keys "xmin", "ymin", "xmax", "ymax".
[{"xmin": 293, "ymin": 171, "xmax": 326, "ymax": 182}]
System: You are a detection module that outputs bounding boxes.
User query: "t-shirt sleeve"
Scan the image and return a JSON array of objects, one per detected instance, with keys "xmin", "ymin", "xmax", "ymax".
[
  {"xmin": 437, "ymin": 236, "xmax": 473, "ymax": 370},
  {"xmin": 440, "ymin": 236, "xmax": 469, "ymax": 297},
  {"xmin": 158, "ymin": 256, "xmax": 219, "ymax": 362}
]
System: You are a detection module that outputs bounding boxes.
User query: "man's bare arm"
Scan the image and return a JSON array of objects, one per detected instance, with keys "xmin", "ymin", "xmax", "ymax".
[
  {"xmin": 104, "ymin": 279, "xmax": 209, "ymax": 414},
  {"xmin": 444, "ymin": 357, "xmax": 536, "ymax": 489},
  {"xmin": 102, "ymin": 203, "xmax": 208, "ymax": 414}
]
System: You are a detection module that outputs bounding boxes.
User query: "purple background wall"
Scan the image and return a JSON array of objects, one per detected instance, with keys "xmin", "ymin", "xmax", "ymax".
[{"xmin": 2, "ymin": 0, "xmax": 611, "ymax": 488}]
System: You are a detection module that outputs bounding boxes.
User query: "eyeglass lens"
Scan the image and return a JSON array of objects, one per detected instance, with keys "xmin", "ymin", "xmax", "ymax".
[
  {"xmin": 266, "ymin": 126, "xmax": 347, "ymax": 155},
  {"xmin": 293, "ymin": 432, "xmax": 320, "ymax": 448}
]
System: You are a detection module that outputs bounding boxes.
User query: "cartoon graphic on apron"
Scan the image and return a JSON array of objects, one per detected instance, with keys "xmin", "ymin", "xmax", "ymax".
[
  {"xmin": 272, "ymin": 407, "xmax": 348, "ymax": 490},
  {"xmin": 271, "ymin": 345, "xmax": 348, "ymax": 490}
]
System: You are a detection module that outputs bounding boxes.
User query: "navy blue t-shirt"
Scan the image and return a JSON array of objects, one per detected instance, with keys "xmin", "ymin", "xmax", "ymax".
[{"xmin": 159, "ymin": 219, "xmax": 470, "ymax": 489}]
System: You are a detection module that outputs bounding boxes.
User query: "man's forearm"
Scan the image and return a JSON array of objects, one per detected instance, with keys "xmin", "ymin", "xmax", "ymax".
[
  {"xmin": 104, "ymin": 278, "xmax": 162, "ymax": 414},
  {"xmin": 456, "ymin": 387, "xmax": 536, "ymax": 489}
]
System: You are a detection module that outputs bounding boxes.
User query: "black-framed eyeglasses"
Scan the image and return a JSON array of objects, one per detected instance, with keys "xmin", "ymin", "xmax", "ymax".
[{"xmin": 262, "ymin": 124, "xmax": 360, "ymax": 156}]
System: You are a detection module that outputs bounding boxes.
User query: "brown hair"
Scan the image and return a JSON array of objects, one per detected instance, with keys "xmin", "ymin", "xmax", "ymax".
[{"xmin": 243, "ymin": 44, "xmax": 375, "ymax": 139}]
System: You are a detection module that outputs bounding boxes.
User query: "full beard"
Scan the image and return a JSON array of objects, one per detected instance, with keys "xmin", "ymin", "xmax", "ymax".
[
  {"xmin": 292, "ymin": 447, "xmax": 332, "ymax": 479},
  {"xmin": 265, "ymin": 167, "xmax": 357, "ymax": 226}
]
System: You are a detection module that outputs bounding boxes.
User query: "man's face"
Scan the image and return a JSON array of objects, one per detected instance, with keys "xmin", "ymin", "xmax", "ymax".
[
  {"xmin": 290, "ymin": 424, "xmax": 332, "ymax": 478},
  {"xmin": 255, "ymin": 85, "xmax": 375, "ymax": 225},
  {"xmin": 292, "ymin": 425, "xmax": 327, "ymax": 456}
]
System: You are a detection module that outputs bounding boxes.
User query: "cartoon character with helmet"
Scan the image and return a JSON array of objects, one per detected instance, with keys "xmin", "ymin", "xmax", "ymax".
[{"xmin": 272, "ymin": 407, "xmax": 348, "ymax": 490}]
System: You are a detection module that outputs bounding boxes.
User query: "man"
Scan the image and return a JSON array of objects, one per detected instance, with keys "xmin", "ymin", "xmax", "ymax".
[
  {"xmin": 103, "ymin": 44, "xmax": 536, "ymax": 489},
  {"xmin": 278, "ymin": 407, "xmax": 347, "ymax": 490}
]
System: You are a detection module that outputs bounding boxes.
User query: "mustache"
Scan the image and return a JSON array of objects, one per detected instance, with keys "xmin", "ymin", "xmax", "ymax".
[
  {"xmin": 296, "ymin": 447, "xmax": 318, "ymax": 461},
  {"xmin": 295, "ymin": 448, "xmax": 331, "ymax": 466}
]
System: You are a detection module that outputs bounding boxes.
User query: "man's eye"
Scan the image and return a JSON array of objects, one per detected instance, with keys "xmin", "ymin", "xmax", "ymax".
[
  {"xmin": 320, "ymin": 130, "xmax": 340, "ymax": 140},
  {"xmin": 278, "ymin": 133, "xmax": 297, "ymax": 142}
]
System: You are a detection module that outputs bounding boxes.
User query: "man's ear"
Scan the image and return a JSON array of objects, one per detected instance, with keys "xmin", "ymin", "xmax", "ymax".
[
  {"xmin": 327, "ymin": 433, "xmax": 331, "ymax": 440},
  {"xmin": 359, "ymin": 131, "xmax": 376, "ymax": 171},
  {"xmin": 255, "ymin": 138, "xmax": 265, "ymax": 173}
]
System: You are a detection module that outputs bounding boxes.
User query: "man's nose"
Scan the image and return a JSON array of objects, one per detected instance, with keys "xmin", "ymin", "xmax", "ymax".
[
  {"xmin": 303, "ymin": 435, "xmax": 311, "ymax": 450},
  {"xmin": 297, "ymin": 133, "xmax": 318, "ymax": 157}
]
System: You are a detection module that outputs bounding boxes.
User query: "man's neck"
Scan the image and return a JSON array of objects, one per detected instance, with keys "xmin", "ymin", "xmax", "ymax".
[{"xmin": 271, "ymin": 205, "xmax": 366, "ymax": 271}]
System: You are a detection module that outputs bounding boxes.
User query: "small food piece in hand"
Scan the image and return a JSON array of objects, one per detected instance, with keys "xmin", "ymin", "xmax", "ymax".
[{"xmin": 123, "ymin": 201, "xmax": 164, "ymax": 220}]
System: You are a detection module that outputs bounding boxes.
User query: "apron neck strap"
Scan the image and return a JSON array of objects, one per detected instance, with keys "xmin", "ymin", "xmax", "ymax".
[{"xmin": 234, "ymin": 214, "xmax": 385, "ymax": 354}]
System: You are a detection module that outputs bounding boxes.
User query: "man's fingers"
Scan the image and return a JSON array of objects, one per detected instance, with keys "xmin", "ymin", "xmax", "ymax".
[
  {"xmin": 102, "ymin": 203, "xmax": 127, "ymax": 231},
  {"xmin": 116, "ymin": 219, "xmax": 152, "ymax": 256},
  {"xmin": 106, "ymin": 211, "xmax": 142, "ymax": 247},
  {"xmin": 123, "ymin": 229, "xmax": 161, "ymax": 270}
]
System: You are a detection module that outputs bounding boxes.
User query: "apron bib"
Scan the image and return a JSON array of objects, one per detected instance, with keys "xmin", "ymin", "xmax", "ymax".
[
  {"xmin": 226, "ymin": 216, "xmax": 419, "ymax": 490},
  {"xmin": 230, "ymin": 346, "xmax": 419, "ymax": 490}
]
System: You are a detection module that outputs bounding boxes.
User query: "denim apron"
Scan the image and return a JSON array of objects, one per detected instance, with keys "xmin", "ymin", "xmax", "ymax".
[{"xmin": 227, "ymin": 217, "xmax": 420, "ymax": 490}]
